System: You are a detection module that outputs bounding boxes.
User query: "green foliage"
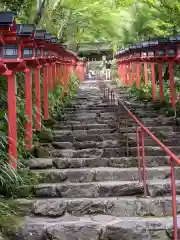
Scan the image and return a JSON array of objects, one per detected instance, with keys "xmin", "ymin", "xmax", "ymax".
[{"xmin": 0, "ymin": 201, "xmax": 23, "ymax": 238}]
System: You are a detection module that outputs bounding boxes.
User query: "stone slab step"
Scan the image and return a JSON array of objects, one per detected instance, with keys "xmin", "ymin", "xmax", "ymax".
[
  {"xmin": 15, "ymin": 195, "xmax": 180, "ymax": 217},
  {"xmin": 119, "ymin": 126, "xmax": 180, "ymax": 133},
  {"xmin": 126, "ymin": 132, "xmax": 180, "ymax": 141},
  {"xmin": 50, "ymin": 146, "xmax": 180, "ymax": 158},
  {"xmin": 54, "ymin": 123, "xmax": 115, "ymax": 131},
  {"xmin": 52, "ymin": 140, "xmax": 128, "ymax": 150},
  {"xmin": 33, "ymin": 166, "xmax": 180, "ymax": 183},
  {"xmin": 34, "ymin": 179, "xmax": 180, "ymax": 198},
  {"xmin": 25, "ymin": 156, "xmax": 175, "ymax": 170},
  {"xmin": 16, "ymin": 214, "xmax": 180, "ymax": 240},
  {"xmin": 53, "ymin": 132, "xmax": 121, "ymax": 143}
]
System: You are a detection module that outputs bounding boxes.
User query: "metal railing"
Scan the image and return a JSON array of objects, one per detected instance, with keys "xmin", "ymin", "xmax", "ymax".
[{"xmin": 99, "ymin": 79, "xmax": 180, "ymax": 240}]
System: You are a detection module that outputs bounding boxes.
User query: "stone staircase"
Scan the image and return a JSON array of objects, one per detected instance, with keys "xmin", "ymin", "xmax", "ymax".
[{"xmin": 17, "ymin": 80, "xmax": 180, "ymax": 239}]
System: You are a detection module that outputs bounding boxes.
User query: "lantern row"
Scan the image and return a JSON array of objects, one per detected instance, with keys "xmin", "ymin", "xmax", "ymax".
[
  {"xmin": 115, "ymin": 36, "xmax": 180, "ymax": 62},
  {"xmin": 0, "ymin": 11, "xmax": 79, "ymax": 68},
  {"xmin": 0, "ymin": 11, "xmax": 86, "ymax": 168}
]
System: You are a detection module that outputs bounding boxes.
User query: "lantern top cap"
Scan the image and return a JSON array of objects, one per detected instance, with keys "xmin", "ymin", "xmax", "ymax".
[
  {"xmin": 0, "ymin": 11, "xmax": 17, "ymax": 26},
  {"xmin": 35, "ymin": 29, "xmax": 46, "ymax": 40},
  {"xmin": 16, "ymin": 24, "xmax": 35, "ymax": 36}
]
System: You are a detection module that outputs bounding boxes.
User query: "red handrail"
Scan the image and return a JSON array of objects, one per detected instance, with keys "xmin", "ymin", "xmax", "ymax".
[{"xmin": 100, "ymin": 80, "xmax": 179, "ymax": 240}]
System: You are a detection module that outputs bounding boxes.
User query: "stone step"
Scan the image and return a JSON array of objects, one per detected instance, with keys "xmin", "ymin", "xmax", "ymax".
[
  {"xmin": 25, "ymin": 156, "xmax": 173, "ymax": 170},
  {"xmin": 125, "ymin": 134, "xmax": 180, "ymax": 146},
  {"xmin": 34, "ymin": 179, "xmax": 180, "ymax": 198},
  {"xmin": 50, "ymin": 146, "xmax": 180, "ymax": 158},
  {"xmin": 32, "ymin": 166, "xmax": 180, "ymax": 183},
  {"xmin": 54, "ymin": 132, "xmax": 120, "ymax": 143},
  {"xmin": 119, "ymin": 126, "xmax": 180, "ymax": 133},
  {"xmin": 17, "ymin": 214, "xmax": 180, "ymax": 240},
  {"xmin": 15, "ymin": 195, "xmax": 180, "ymax": 218},
  {"xmin": 126, "ymin": 131, "xmax": 180, "ymax": 141},
  {"xmin": 54, "ymin": 123, "xmax": 113, "ymax": 131},
  {"xmin": 52, "ymin": 140, "xmax": 127, "ymax": 150}
]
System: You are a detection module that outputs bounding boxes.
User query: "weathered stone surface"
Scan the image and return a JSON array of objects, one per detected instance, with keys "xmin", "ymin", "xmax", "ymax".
[
  {"xmin": 148, "ymin": 180, "xmax": 180, "ymax": 197},
  {"xmin": 33, "ymin": 167, "xmax": 180, "ymax": 183},
  {"xmin": 72, "ymin": 148, "xmax": 103, "ymax": 158},
  {"xmin": 75, "ymin": 134, "xmax": 102, "ymax": 142},
  {"xmin": 35, "ymin": 181, "xmax": 144, "ymax": 198},
  {"xmin": 104, "ymin": 217, "xmax": 168, "ymax": 240},
  {"xmin": 24, "ymin": 158, "xmax": 53, "ymax": 169},
  {"xmin": 18, "ymin": 215, "xmax": 180, "ymax": 240},
  {"xmin": 71, "ymin": 130, "xmax": 87, "ymax": 138},
  {"xmin": 20, "ymin": 196, "xmax": 178, "ymax": 217},
  {"xmin": 52, "ymin": 142, "xmax": 74, "ymax": 149},
  {"xmin": 54, "ymin": 134, "xmax": 75, "ymax": 142},
  {"xmin": 73, "ymin": 141, "xmax": 97, "ymax": 149},
  {"xmin": 45, "ymin": 221, "xmax": 102, "ymax": 240},
  {"xmin": 34, "ymin": 168, "xmax": 95, "ymax": 183}
]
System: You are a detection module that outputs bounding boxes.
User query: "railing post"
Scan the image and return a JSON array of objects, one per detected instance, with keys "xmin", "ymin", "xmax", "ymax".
[
  {"xmin": 170, "ymin": 157, "xmax": 178, "ymax": 240},
  {"xmin": 141, "ymin": 129, "xmax": 147, "ymax": 197},
  {"xmin": 158, "ymin": 63, "xmax": 164, "ymax": 103},
  {"xmin": 125, "ymin": 114, "xmax": 129, "ymax": 157},
  {"xmin": 43, "ymin": 64, "xmax": 49, "ymax": 120},
  {"xmin": 25, "ymin": 69, "xmax": 32, "ymax": 150},
  {"xmin": 8, "ymin": 72, "xmax": 17, "ymax": 168},
  {"xmin": 136, "ymin": 127, "xmax": 141, "ymax": 182},
  {"xmin": 151, "ymin": 63, "xmax": 156, "ymax": 101},
  {"xmin": 34, "ymin": 67, "xmax": 41, "ymax": 131}
]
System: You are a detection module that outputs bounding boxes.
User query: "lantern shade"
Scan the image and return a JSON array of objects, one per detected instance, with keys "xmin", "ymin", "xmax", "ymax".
[
  {"xmin": 17, "ymin": 24, "xmax": 35, "ymax": 36},
  {"xmin": 35, "ymin": 29, "xmax": 46, "ymax": 40},
  {"xmin": 169, "ymin": 36, "xmax": 177, "ymax": 43},
  {"xmin": 155, "ymin": 49, "xmax": 165, "ymax": 56},
  {"xmin": 158, "ymin": 37, "xmax": 169, "ymax": 44},
  {"xmin": 45, "ymin": 33, "xmax": 51, "ymax": 41},
  {"xmin": 0, "ymin": 11, "xmax": 17, "ymax": 26},
  {"xmin": 147, "ymin": 51, "xmax": 154, "ymax": 56},
  {"xmin": 129, "ymin": 45, "xmax": 136, "ymax": 50},
  {"xmin": 4, "ymin": 44, "xmax": 18, "ymax": 59},
  {"xmin": 23, "ymin": 48, "xmax": 33, "ymax": 58},
  {"xmin": 51, "ymin": 36, "xmax": 57, "ymax": 43},
  {"xmin": 142, "ymin": 41, "xmax": 149, "ymax": 48},
  {"xmin": 148, "ymin": 38, "xmax": 158, "ymax": 46},
  {"xmin": 167, "ymin": 49, "xmax": 176, "ymax": 56},
  {"xmin": 136, "ymin": 43, "xmax": 142, "ymax": 49}
]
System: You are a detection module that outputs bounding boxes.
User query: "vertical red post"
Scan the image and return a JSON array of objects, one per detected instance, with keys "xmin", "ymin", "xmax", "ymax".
[
  {"xmin": 8, "ymin": 72, "xmax": 17, "ymax": 168},
  {"xmin": 136, "ymin": 63, "xmax": 140, "ymax": 88},
  {"xmin": 25, "ymin": 70, "xmax": 32, "ymax": 150},
  {"xmin": 52, "ymin": 63, "xmax": 56, "ymax": 90},
  {"xmin": 136, "ymin": 128, "xmax": 141, "ymax": 182},
  {"xmin": 141, "ymin": 129, "xmax": 147, "ymax": 197},
  {"xmin": 158, "ymin": 63, "xmax": 164, "ymax": 103},
  {"xmin": 48, "ymin": 64, "xmax": 52, "ymax": 91},
  {"xmin": 144, "ymin": 63, "xmax": 148, "ymax": 97},
  {"xmin": 151, "ymin": 63, "xmax": 156, "ymax": 101},
  {"xmin": 43, "ymin": 65, "xmax": 49, "ymax": 120},
  {"xmin": 169, "ymin": 61, "xmax": 176, "ymax": 110},
  {"xmin": 170, "ymin": 157, "xmax": 178, "ymax": 240},
  {"xmin": 34, "ymin": 67, "xmax": 41, "ymax": 131}
]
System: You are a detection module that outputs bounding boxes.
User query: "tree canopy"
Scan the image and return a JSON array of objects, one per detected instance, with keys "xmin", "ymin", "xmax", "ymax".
[{"xmin": 0, "ymin": 0, "xmax": 180, "ymax": 50}]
